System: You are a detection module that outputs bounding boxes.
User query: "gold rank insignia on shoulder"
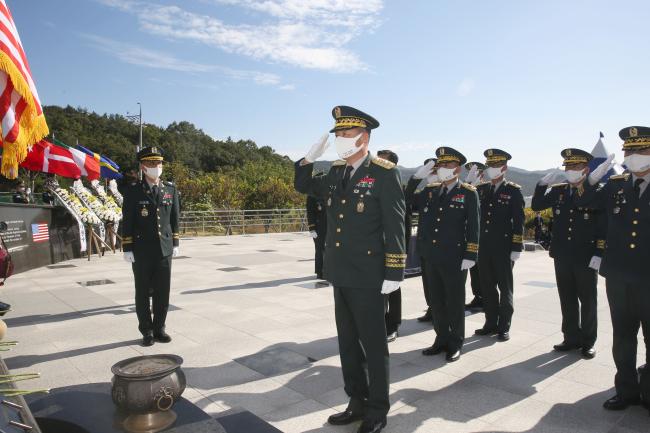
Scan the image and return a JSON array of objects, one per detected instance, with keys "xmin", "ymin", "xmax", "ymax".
[
  {"xmin": 610, "ymin": 174, "xmax": 630, "ymax": 181},
  {"xmin": 461, "ymin": 182, "xmax": 476, "ymax": 191},
  {"xmin": 332, "ymin": 160, "xmax": 346, "ymax": 166},
  {"xmin": 371, "ymin": 157, "xmax": 395, "ymax": 169},
  {"xmin": 507, "ymin": 181, "xmax": 521, "ymax": 189},
  {"xmin": 426, "ymin": 181, "xmax": 441, "ymax": 188},
  {"xmin": 551, "ymin": 182, "xmax": 568, "ymax": 188}
]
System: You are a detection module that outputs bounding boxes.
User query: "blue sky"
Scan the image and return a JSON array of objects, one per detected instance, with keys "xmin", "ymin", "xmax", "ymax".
[{"xmin": 11, "ymin": 0, "xmax": 650, "ymax": 169}]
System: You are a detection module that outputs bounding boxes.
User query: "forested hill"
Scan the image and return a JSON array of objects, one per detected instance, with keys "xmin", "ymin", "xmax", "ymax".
[{"xmin": 43, "ymin": 105, "xmax": 291, "ymax": 173}]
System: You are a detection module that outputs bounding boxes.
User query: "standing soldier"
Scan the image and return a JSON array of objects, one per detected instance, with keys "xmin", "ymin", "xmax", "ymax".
[
  {"xmin": 404, "ymin": 158, "xmax": 438, "ymax": 323},
  {"xmin": 294, "ymin": 106, "xmax": 405, "ymax": 433},
  {"xmin": 474, "ymin": 149, "xmax": 524, "ymax": 342},
  {"xmin": 464, "ymin": 161, "xmax": 487, "ymax": 311},
  {"xmin": 531, "ymin": 148, "xmax": 604, "ymax": 359},
  {"xmin": 417, "ymin": 147, "xmax": 479, "ymax": 362},
  {"xmin": 121, "ymin": 146, "xmax": 180, "ymax": 347},
  {"xmin": 306, "ymin": 177, "xmax": 327, "ymax": 280},
  {"xmin": 575, "ymin": 126, "xmax": 650, "ymax": 412}
]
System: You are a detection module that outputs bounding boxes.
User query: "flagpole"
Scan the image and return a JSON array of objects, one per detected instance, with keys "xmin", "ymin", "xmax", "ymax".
[{"xmin": 137, "ymin": 102, "xmax": 142, "ymax": 154}]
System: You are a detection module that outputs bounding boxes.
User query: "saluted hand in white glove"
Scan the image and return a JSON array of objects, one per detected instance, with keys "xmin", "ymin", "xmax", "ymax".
[
  {"xmin": 460, "ymin": 259, "xmax": 475, "ymax": 270},
  {"xmin": 414, "ymin": 160, "xmax": 436, "ymax": 179},
  {"xmin": 465, "ymin": 164, "xmax": 480, "ymax": 185},
  {"xmin": 588, "ymin": 256, "xmax": 601, "ymax": 271},
  {"xmin": 172, "ymin": 247, "xmax": 180, "ymax": 257},
  {"xmin": 304, "ymin": 134, "xmax": 330, "ymax": 163},
  {"xmin": 510, "ymin": 251, "xmax": 521, "ymax": 262},
  {"xmin": 309, "ymin": 231, "xmax": 318, "ymax": 239},
  {"xmin": 381, "ymin": 280, "xmax": 401, "ymax": 294},
  {"xmin": 539, "ymin": 169, "xmax": 566, "ymax": 186},
  {"xmin": 588, "ymin": 154, "xmax": 615, "ymax": 185}
]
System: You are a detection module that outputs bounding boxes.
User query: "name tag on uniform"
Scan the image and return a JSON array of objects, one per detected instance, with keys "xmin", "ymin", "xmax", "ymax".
[{"xmin": 138, "ymin": 200, "xmax": 150, "ymax": 204}]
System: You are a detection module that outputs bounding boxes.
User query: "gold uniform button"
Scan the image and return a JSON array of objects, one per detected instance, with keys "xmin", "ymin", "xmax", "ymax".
[
  {"xmin": 570, "ymin": 210, "xmax": 574, "ymax": 213},
  {"xmin": 568, "ymin": 236, "xmax": 572, "ymax": 240},
  {"xmin": 336, "ymin": 228, "xmax": 341, "ymax": 233},
  {"xmin": 158, "ymin": 231, "xmax": 162, "ymax": 236},
  {"xmin": 569, "ymin": 219, "xmax": 573, "ymax": 222},
  {"xmin": 486, "ymin": 220, "xmax": 490, "ymax": 224},
  {"xmin": 434, "ymin": 229, "xmax": 438, "ymax": 232},
  {"xmin": 339, "ymin": 214, "xmax": 344, "ymax": 219},
  {"xmin": 488, "ymin": 212, "xmax": 492, "ymax": 216},
  {"xmin": 632, "ymin": 232, "xmax": 637, "ymax": 237},
  {"xmin": 432, "ymin": 240, "xmax": 437, "ymax": 244},
  {"xmin": 635, "ymin": 208, "xmax": 640, "ymax": 213},
  {"xmin": 336, "ymin": 242, "xmax": 340, "ymax": 247},
  {"xmin": 437, "ymin": 218, "xmax": 441, "ymax": 221},
  {"xmin": 342, "ymin": 200, "xmax": 346, "ymax": 204},
  {"xmin": 367, "ymin": 250, "xmax": 371, "ymax": 255},
  {"xmin": 568, "ymin": 228, "xmax": 572, "ymax": 232},
  {"xmin": 489, "ymin": 204, "xmax": 493, "ymax": 207},
  {"xmin": 485, "ymin": 229, "xmax": 489, "ymax": 233},
  {"xmin": 630, "ymin": 243, "xmax": 636, "ymax": 249},
  {"xmin": 439, "ymin": 207, "xmax": 443, "ymax": 211},
  {"xmin": 633, "ymin": 220, "xmax": 638, "ymax": 225}
]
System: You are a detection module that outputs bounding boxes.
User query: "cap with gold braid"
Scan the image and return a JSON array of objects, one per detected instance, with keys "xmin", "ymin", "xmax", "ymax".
[
  {"xmin": 619, "ymin": 126, "xmax": 650, "ymax": 151},
  {"xmin": 435, "ymin": 146, "xmax": 467, "ymax": 165},
  {"xmin": 464, "ymin": 161, "xmax": 486, "ymax": 171},
  {"xmin": 330, "ymin": 105, "xmax": 380, "ymax": 133},
  {"xmin": 484, "ymin": 148, "xmax": 512, "ymax": 165},
  {"xmin": 137, "ymin": 146, "xmax": 164, "ymax": 162},
  {"xmin": 560, "ymin": 148, "xmax": 593, "ymax": 166}
]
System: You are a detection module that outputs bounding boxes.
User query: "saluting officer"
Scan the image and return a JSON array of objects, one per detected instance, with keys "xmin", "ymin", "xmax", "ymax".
[
  {"xmin": 404, "ymin": 158, "xmax": 438, "ymax": 323},
  {"xmin": 575, "ymin": 126, "xmax": 650, "ymax": 412},
  {"xmin": 416, "ymin": 147, "xmax": 479, "ymax": 362},
  {"xmin": 531, "ymin": 148, "xmax": 604, "ymax": 359},
  {"xmin": 121, "ymin": 146, "xmax": 180, "ymax": 347},
  {"xmin": 474, "ymin": 149, "xmax": 524, "ymax": 342},
  {"xmin": 294, "ymin": 106, "xmax": 406, "ymax": 433},
  {"xmin": 306, "ymin": 178, "xmax": 327, "ymax": 280},
  {"xmin": 464, "ymin": 161, "xmax": 487, "ymax": 311}
]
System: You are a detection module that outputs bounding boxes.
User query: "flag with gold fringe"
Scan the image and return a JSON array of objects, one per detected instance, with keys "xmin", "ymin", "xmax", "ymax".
[{"xmin": 0, "ymin": 0, "xmax": 48, "ymax": 179}]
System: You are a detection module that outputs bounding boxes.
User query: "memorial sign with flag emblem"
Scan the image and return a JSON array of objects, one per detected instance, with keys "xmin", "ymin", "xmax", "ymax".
[{"xmin": 31, "ymin": 223, "xmax": 49, "ymax": 242}]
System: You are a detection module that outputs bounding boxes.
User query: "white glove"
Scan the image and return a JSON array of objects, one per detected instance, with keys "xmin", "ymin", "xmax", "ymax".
[
  {"xmin": 381, "ymin": 280, "xmax": 401, "ymax": 294},
  {"xmin": 588, "ymin": 256, "xmax": 601, "ymax": 271},
  {"xmin": 510, "ymin": 251, "xmax": 521, "ymax": 262},
  {"xmin": 304, "ymin": 133, "xmax": 330, "ymax": 163},
  {"xmin": 123, "ymin": 251, "xmax": 135, "ymax": 263},
  {"xmin": 460, "ymin": 259, "xmax": 475, "ymax": 270},
  {"xmin": 309, "ymin": 230, "xmax": 318, "ymax": 239},
  {"xmin": 425, "ymin": 173, "xmax": 439, "ymax": 184},
  {"xmin": 172, "ymin": 247, "xmax": 180, "ymax": 257},
  {"xmin": 414, "ymin": 160, "xmax": 436, "ymax": 179},
  {"xmin": 588, "ymin": 153, "xmax": 615, "ymax": 185},
  {"xmin": 465, "ymin": 164, "xmax": 480, "ymax": 185},
  {"xmin": 539, "ymin": 169, "xmax": 566, "ymax": 186}
]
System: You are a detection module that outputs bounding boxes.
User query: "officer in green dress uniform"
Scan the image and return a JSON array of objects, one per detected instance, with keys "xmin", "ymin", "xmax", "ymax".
[
  {"xmin": 294, "ymin": 106, "xmax": 406, "ymax": 433},
  {"xmin": 575, "ymin": 126, "xmax": 650, "ymax": 413},
  {"xmin": 531, "ymin": 148, "xmax": 604, "ymax": 358},
  {"xmin": 121, "ymin": 146, "xmax": 180, "ymax": 347},
  {"xmin": 416, "ymin": 147, "xmax": 480, "ymax": 362},
  {"xmin": 464, "ymin": 161, "xmax": 487, "ymax": 311},
  {"xmin": 306, "ymin": 177, "xmax": 327, "ymax": 279},
  {"xmin": 474, "ymin": 149, "xmax": 525, "ymax": 342}
]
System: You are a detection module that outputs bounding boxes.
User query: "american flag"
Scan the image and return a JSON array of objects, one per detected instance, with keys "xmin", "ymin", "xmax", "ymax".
[
  {"xmin": 0, "ymin": 0, "xmax": 49, "ymax": 179},
  {"xmin": 31, "ymin": 223, "xmax": 49, "ymax": 242}
]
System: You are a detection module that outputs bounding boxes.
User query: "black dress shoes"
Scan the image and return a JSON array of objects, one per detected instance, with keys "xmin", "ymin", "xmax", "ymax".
[
  {"xmin": 142, "ymin": 333, "xmax": 154, "ymax": 347},
  {"xmin": 603, "ymin": 394, "xmax": 641, "ymax": 411},
  {"xmin": 475, "ymin": 326, "xmax": 497, "ymax": 336},
  {"xmin": 497, "ymin": 332, "xmax": 510, "ymax": 341},
  {"xmin": 581, "ymin": 347, "xmax": 596, "ymax": 359},
  {"xmin": 386, "ymin": 331, "xmax": 398, "ymax": 343},
  {"xmin": 327, "ymin": 409, "xmax": 364, "ymax": 425},
  {"xmin": 417, "ymin": 310, "xmax": 432, "ymax": 322},
  {"xmin": 465, "ymin": 297, "xmax": 483, "ymax": 310},
  {"xmin": 446, "ymin": 349, "xmax": 461, "ymax": 362},
  {"xmin": 422, "ymin": 343, "xmax": 446, "ymax": 356},
  {"xmin": 553, "ymin": 341, "xmax": 581, "ymax": 352},
  {"xmin": 357, "ymin": 418, "xmax": 387, "ymax": 433},
  {"xmin": 154, "ymin": 330, "xmax": 172, "ymax": 343}
]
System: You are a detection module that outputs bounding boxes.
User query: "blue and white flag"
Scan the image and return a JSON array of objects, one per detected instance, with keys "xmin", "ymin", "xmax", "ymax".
[{"xmin": 590, "ymin": 132, "xmax": 622, "ymax": 180}]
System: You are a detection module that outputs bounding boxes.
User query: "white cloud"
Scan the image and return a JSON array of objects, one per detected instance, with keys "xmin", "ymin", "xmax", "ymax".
[
  {"xmin": 84, "ymin": 34, "xmax": 288, "ymax": 88},
  {"xmin": 457, "ymin": 78, "xmax": 476, "ymax": 97},
  {"xmin": 97, "ymin": 0, "xmax": 383, "ymax": 72}
]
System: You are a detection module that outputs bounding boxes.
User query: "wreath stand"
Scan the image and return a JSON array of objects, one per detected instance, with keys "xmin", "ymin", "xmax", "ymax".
[
  {"xmin": 105, "ymin": 223, "xmax": 122, "ymax": 253},
  {"xmin": 86, "ymin": 225, "xmax": 113, "ymax": 260}
]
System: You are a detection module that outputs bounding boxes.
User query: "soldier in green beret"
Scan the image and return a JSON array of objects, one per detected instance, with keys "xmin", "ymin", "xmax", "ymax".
[
  {"xmin": 121, "ymin": 146, "xmax": 180, "ymax": 347},
  {"xmin": 575, "ymin": 127, "xmax": 650, "ymax": 413},
  {"xmin": 294, "ymin": 106, "xmax": 406, "ymax": 433}
]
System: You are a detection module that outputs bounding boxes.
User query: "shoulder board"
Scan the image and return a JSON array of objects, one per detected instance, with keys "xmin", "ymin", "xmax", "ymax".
[
  {"xmin": 461, "ymin": 182, "xmax": 476, "ymax": 191},
  {"xmin": 477, "ymin": 181, "xmax": 491, "ymax": 187},
  {"xmin": 331, "ymin": 160, "xmax": 346, "ymax": 167},
  {"xmin": 371, "ymin": 157, "xmax": 395, "ymax": 169},
  {"xmin": 164, "ymin": 181, "xmax": 174, "ymax": 186},
  {"xmin": 506, "ymin": 181, "xmax": 521, "ymax": 189},
  {"xmin": 550, "ymin": 182, "xmax": 568, "ymax": 188},
  {"xmin": 609, "ymin": 174, "xmax": 630, "ymax": 181},
  {"xmin": 426, "ymin": 182, "xmax": 442, "ymax": 188}
]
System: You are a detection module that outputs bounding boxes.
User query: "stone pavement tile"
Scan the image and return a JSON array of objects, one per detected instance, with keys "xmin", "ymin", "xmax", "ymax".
[
  {"xmin": 466, "ymin": 361, "xmax": 559, "ymax": 398},
  {"xmin": 389, "ymin": 362, "xmax": 459, "ymax": 403},
  {"xmin": 616, "ymin": 406, "xmax": 650, "ymax": 433},
  {"xmin": 228, "ymin": 317, "xmax": 292, "ymax": 335},
  {"xmin": 182, "ymin": 386, "xmax": 228, "ymax": 415},
  {"xmin": 271, "ymin": 359, "xmax": 345, "ymax": 400},
  {"xmin": 311, "ymin": 386, "xmax": 349, "ymax": 413},
  {"xmin": 557, "ymin": 359, "xmax": 622, "ymax": 389},
  {"xmin": 410, "ymin": 351, "xmax": 498, "ymax": 380},
  {"xmin": 209, "ymin": 333, "xmax": 276, "ymax": 359},
  {"xmin": 202, "ymin": 377, "xmax": 306, "ymax": 417},
  {"xmin": 65, "ymin": 345, "xmax": 143, "ymax": 377},
  {"xmin": 386, "ymin": 399, "xmax": 493, "ymax": 433},
  {"xmin": 532, "ymin": 377, "xmax": 610, "ymax": 405},
  {"xmin": 185, "ymin": 360, "xmax": 266, "ymax": 391},
  {"xmin": 261, "ymin": 399, "xmax": 344, "ymax": 433},
  {"xmin": 462, "ymin": 337, "xmax": 530, "ymax": 362}
]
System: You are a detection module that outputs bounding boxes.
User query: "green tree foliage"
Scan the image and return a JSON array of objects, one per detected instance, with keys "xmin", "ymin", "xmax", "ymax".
[{"xmin": 41, "ymin": 105, "xmax": 304, "ymax": 209}]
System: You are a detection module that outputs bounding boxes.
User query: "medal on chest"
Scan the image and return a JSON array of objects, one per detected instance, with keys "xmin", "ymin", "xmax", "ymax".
[
  {"xmin": 141, "ymin": 206, "xmax": 149, "ymax": 217},
  {"xmin": 357, "ymin": 201, "xmax": 365, "ymax": 213}
]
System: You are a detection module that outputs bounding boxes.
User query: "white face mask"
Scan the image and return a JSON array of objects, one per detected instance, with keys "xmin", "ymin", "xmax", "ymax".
[
  {"xmin": 437, "ymin": 167, "xmax": 458, "ymax": 182},
  {"xmin": 143, "ymin": 166, "xmax": 163, "ymax": 179},
  {"xmin": 485, "ymin": 166, "xmax": 506, "ymax": 180},
  {"xmin": 624, "ymin": 154, "xmax": 650, "ymax": 173},
  {"xmin": 565, "ymin": 169, "xmax": 586, "ymax": 184},
  {"xmin": 334, "ymin": 133, "xmax": 363, "ymax": 159}
]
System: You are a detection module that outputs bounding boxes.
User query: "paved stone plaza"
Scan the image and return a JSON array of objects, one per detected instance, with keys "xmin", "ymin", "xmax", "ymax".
[{"xmin": 2, "ymin": 233, "xmax": 648, "ymax": 432}]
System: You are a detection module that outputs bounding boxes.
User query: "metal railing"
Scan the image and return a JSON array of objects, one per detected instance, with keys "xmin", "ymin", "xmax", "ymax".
[{"xmin": 179, "ymin": 209, "xmax": 308, "ymax": 236}]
